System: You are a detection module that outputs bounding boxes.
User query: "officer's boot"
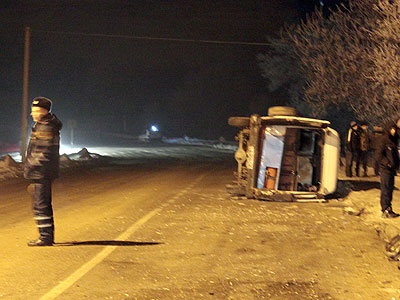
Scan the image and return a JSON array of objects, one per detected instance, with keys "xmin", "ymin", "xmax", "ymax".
[{"xmin": 28, "ymin": 224, "xmax": 54, "ymax": 247}]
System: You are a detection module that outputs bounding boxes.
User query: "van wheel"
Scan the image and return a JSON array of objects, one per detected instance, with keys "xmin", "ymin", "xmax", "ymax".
[
  {"xmin": 228, "ymin": 117, "xmax": 250, "ymax": 128},
  {"xmin": 267, "ymin": 106, "xmax": 298, "ymax": 117}
]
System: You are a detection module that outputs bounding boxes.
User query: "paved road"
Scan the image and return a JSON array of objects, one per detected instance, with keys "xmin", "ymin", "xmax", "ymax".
[{"xmin": 1, "ymin": 158, "xmax": 400, "ymax": 299}]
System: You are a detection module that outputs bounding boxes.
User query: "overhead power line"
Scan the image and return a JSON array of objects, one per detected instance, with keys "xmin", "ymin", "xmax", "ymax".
[{"xmin": 31, "ymin": 29, "xmax": 271, "ymax": 46}]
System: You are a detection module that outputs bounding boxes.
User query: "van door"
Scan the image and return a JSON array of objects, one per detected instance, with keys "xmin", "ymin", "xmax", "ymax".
[
  {"xmin": 320, "ymin": 128, "xmax": 340, "ymax": 195},
  {"xmin": 257, "ymin": 126, "xmax": 286, "ymax": 189},
  {"xmin": 278, "ymin": 128, "xmax": 299, "ymax": 191}
]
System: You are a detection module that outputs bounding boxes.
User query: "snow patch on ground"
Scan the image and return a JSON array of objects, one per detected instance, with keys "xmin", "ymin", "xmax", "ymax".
[
  {"xmin": 0, "ymin": 138, "xmax": 237, "ymax": 182},
  {"xmin": 163, "ymin": 137, "xmax": 238, "ymax": 151},
  {"xmin": 0, "ymin": 155, "xmax": 22, "ymax": 181}
]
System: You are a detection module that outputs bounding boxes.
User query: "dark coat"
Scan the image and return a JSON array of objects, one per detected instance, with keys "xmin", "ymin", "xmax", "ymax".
[
  {"xmin": 376, "ymin": 130, "xmax": 399, "ymax": 173},
  {"xmin": 345, "ymin": 127, "xmax": 361, "ymax": 152},
  {"xmin": 24, "ymin": 113, "xmax": 63, "ymax": 180},
  {"xmin": 359, "ymin": 129, "xmax": 370, "ymax": 152},
  {"xmin": 370, "ymin": 129, "xmax": 385, "ymax": 152}
]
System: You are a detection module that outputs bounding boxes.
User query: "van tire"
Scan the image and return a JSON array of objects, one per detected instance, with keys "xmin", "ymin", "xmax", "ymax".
[
  {"xmin": 228, "ymin": 117, "xmax": 250, "ymax": 128},
  {"xmin": 268, "ymin": 106, "xmax": 298, "ymax": 117}
]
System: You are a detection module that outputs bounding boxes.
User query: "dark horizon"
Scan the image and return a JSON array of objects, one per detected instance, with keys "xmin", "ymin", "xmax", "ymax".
[{"xmin": 0, "ymin": 0, "xmax": 343, "ymax": 145}]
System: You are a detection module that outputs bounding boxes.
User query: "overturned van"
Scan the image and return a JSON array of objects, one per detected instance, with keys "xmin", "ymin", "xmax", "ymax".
[{"xmin": 226, "ymin": 106, "xmax": 340, "ymax": 202}]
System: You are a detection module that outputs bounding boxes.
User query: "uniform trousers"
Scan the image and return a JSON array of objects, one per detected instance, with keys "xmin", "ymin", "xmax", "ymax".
[
  {"xmin": 380, "ymin": 170, "xmax": 395, "ymax": 212},
  {"xmin": 359, "ymin": 150, "xmax": 369, "ymax": 176},
  {"xmin": 345, "ymin": 151, "xmax": 360, "ymax": 177},
  {"xmin": 29, "ymin": 179, "xmax": 54, "ymax": 241}
]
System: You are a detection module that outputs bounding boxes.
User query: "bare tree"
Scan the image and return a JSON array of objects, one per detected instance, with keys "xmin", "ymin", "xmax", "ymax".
[
  {"xmin": 257, "ymin": 36, "xmax": 308, "ymax": 113},
  {"xmin": 261, "ymin": 0, "xmax": 400, "ymax": 123}
]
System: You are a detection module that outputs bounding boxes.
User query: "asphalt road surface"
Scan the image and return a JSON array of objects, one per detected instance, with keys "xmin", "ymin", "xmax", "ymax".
[{"xmin": 1, "ymin": 149, "xmax": 400, "ymax": 299}]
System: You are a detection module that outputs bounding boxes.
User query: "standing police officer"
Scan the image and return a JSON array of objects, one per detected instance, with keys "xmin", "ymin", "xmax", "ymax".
[
  {"xmin": 345, "ymin": 121, "xmax": 361, "ymax": 177},
  {"xmin": 377, "ymin": 122, "xmax": 400, "ymax": 218},
  {"xmin": 24, "ymin": 97, "xmax": 62, "ymax": 246},
  {"xmin": 370, "ymin": 126, "xmax": 385, "ymax": 176},
  {"xmin": 359, "ymin": 121, "xmax": 370, "ymax": 177}
]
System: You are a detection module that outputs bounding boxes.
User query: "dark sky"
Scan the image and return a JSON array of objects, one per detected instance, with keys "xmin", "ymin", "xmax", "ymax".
[{"xmin": 0, "ymin": 0, "xmax": 340, "ymax": 144}]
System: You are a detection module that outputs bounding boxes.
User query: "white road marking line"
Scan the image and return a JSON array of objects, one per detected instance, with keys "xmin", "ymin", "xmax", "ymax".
[
  {"xmin": 39, "ymin": 207, "xmax": 162, "ymax": 300},
  {"xmin": 39, "ymin": 173, "xmax": 206, "ymax": 300}
]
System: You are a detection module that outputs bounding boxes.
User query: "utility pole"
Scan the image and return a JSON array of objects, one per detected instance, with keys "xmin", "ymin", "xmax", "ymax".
[{"xmin": 20, "ymin": 27, "xmax": 30, "ymax": 162}]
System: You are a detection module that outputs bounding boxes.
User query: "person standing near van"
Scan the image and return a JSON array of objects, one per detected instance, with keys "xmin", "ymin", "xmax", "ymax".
[
  {"xmin": 370, "ymin": 126, "xmax": 385, "ymax": 176},
  {"xmin": 359, "ymin": 122, "xmax": 370, "ymax": 177},
  {"xmin": 24, "ymin": 97, "xmax": 62, "ymax": 246},
  {"xmin": 345, "ymin": 121, "xmax": 361, "ymax": 177},
  {"xmin": 377, "ymin": 122, "xmax": 400, "ymax": 218}
]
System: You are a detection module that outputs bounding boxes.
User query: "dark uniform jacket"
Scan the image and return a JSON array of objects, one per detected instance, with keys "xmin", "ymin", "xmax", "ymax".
[
  {"xmin": 24, "ymin": 113, "xmax": 63, "ymax": 180},
  {"xmin": 345, "ymin": 128, "xmax": 361, "ymax": 152},
  {"xmin": 359, "ymin": 129, "xmax": 370, "ymax": 152},
  {"xmin": 370, "ymin": 129, "xmax": 384, "ymax": 152},
  {"xmin": 376, "ymin": 131, "xmax": 399, "ymax": 174}
]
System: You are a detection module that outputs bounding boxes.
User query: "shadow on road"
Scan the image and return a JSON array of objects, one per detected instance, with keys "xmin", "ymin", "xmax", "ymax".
[
  {"xmin": 345, "ymin": 179, "xmax": 382, "ymax": 191},
  {"xmin": 327, "ymin": 178, "xmax": 386, "ymax": 200},
  {"xmin": 55, "ymin": 240, "xmax": 162, "ymax": 246}
]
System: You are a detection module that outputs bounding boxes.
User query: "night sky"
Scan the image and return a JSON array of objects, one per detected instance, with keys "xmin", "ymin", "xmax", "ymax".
[{"xmin": 0, "ymin": 0, "xmax": 341, "ymax": 145}]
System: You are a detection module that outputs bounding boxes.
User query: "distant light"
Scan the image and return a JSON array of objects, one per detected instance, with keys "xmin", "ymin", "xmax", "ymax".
[
  {"xmin": 151, "ymin": 125, "xmax": 159, "ymax": 132},
  {"xmin": 320, "ymin": 0, "xmax": 324, "ymax": 5}
]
